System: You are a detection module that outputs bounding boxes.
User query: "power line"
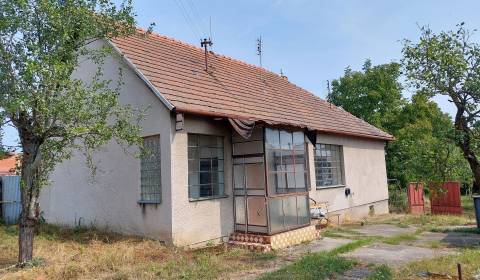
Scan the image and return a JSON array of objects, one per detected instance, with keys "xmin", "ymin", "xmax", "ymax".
[{"xmin": 173, "ymin": 0, "xmax": 202, "ymax": 40}]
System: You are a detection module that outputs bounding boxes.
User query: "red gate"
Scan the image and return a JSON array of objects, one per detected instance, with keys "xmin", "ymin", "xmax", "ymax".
[
  {"xmin": 430, "ymin": 181, "xmax": 462, "ymax": 215},
  {"xmin": 407, "ymin": 183, "xmax": 424, "ymax": 214}
]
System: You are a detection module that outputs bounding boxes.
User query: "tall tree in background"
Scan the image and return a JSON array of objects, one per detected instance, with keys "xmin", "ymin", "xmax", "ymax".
[
  {"xmin": 327, "ymin": 60, "xmax": 405, "ymax": 132},
  {"xmin": 0, "ymin": 0, "xmax": 144, "ymax": 263},
  {"xmin": 328, "ymin": 60, "xmax": 471, "ymax": 188},
  {"xmin": 402, "ymin": 23, "xmax": 480, "ymax": 194},
  {"xmin": 388, "ymin": 94, "xmax": 471, "ymax": 186}
]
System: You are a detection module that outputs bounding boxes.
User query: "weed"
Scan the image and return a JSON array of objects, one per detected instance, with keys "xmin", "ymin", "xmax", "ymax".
[
  {"xmin": 367, "ymin": 265, "xmax": 392, "ymax": 280},
  {"xmin": 395, "ymin": 249, "xmax": 480, "ymax": 280},
  {"xmin": 382, "ymin": 233, "xmax": 418, "ymax": 245},
  {"xmin": 259, "ymin": 252, "xmax": 355, "ymax": 280},
  {"xmin": 329, "ymin": 237, "xmax": 376, "ymax": 255}
]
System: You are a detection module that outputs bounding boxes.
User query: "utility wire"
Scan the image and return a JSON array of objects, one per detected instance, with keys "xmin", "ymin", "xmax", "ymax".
[{"xmin": 173, "ymin": 0, "xmax": 202, "ymax": 40}]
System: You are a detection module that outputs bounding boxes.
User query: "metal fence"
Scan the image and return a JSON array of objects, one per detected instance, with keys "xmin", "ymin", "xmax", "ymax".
[{"xmin": 1, "ymin": 175, "xmax": 21, "ymax": 224}]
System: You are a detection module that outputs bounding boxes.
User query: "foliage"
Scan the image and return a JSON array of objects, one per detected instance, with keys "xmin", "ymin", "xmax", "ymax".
[
  {"xmin": 328, "ymin": 60, "xmax": 405, "ymax": 132},
  {"xmin": 402, "ymin": 23, "xmax": 480, "ymax": 193},
  {"xmin": 329, "ymin": 59, "xmax": 471, "ymax": 188},
  {"xmin": 388, "ymin": 94, "xmax": 471, "ymax": 185},
  {"xmin": 0, "ymin": 0, "xmax": 148, "ymax": 262}
]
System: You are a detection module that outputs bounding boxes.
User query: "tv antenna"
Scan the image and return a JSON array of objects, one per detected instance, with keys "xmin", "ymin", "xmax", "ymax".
[
  {"xmin": 257, "ymin": 36, "xmax": 263, "ymax": 67},
  {"xmin": 201, "ymin": 38, "xmax": 213, "ymax": 71}
]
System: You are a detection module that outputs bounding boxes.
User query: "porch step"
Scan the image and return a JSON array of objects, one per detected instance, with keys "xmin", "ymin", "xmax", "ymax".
[
  {"xmin": 229, "ymin": 232, "xmax": 271, "ymax": 244},
  {"xmin": 228, "ymin": 225, "xmax": 320, "ymax": 252},
  {"xmin": 227, "ymin": 240, "xmax": 272, "ymax": 252}
]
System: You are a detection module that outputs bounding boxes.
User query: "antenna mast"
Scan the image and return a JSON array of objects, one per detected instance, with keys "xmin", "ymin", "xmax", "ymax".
[
  {"xmin": 201, "ymin": 38, "xmax": 213, "ymax": 71},
  {"xmin": 256, "ymin": 36, "xmax": 262, "ymax": 67}
]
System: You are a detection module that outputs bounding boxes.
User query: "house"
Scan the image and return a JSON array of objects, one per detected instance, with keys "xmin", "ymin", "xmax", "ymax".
[
  {"xmin": 0, "ymin": 153, "xmax": 18, "ymax": 176},
  {"xmin": 39, "ymin": 30, "xmax": 393, "ymax": 248}
]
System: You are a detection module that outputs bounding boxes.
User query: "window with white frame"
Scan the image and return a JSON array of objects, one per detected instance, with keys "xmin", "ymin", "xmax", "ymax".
[
  {"xmin": 140, "ymin": 135, "xmax": 162, "ymax": 203},
  {"xmin": 314, "ymin": 144, "xmax": 345, "ymax": 187},
  {"xmin": 188, "ymin": 134, "xmax": 225, "ymax": 200}
]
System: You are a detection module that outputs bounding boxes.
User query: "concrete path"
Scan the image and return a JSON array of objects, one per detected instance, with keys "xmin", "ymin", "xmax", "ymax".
[
  {"xmin": 230, "ymin": 223, "xmax": 480, "ymax": 279},
  {"xmin": 341, "ymin": 243, "xmax": 452, "ymax": 267},
  {"xmin": 352, "ymin": 223, "xmax": 417, "ymax": 237},
  {"xmin": 230, "ymin": 237, "xmax": 352, "ymax": 280},
  {"xmin": 414, "ymin": 231, "xmax": 480, "ymax": 248}
]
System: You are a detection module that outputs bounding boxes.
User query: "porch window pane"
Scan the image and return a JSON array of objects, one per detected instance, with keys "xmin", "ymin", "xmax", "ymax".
[
  {"xmin": 245, "ymin": 163, "xmax": 265, "ymax": 189},
  {"xmin": 140, "ymin": 135, "xmax": 161, "ymax": 203},
  {"xmin": 188, "ymin": 134, "xmax": 225, "ymax": 199},
  {"xmin": 314, "ymin": 144, "xmax": 345, "ymax": 187},
  {"xmin": 235, "ymin": 196, "xmax": 245, "ymax": 224},
  {"xmin": 268, "ymin": 198, "xmax": 284, "ymax": 232},
  {"xmin": 265, "ymin": 128, "xmax": 308, "ymax": 194}
]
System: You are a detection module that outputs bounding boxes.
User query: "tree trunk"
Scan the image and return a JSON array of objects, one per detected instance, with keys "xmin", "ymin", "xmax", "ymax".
[
  {"xmin": 454, "ymin": 112, "xmax": 480, "ymax": 194},
  {"xmin": 17, "ymin": 139, "xmax": 42, "ymax": 264},
  {"xmin": 464, "ymin": 149, "xmax": 480, "ymax": 194},
  {"xmin": 18, "ymin": 216, "xmax": 36, "ymax": 263}
]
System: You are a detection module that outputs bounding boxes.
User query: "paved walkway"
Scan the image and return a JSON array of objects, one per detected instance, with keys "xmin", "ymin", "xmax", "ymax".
[{"xmin": 230, "ymin": 223, "xmax": 480, "ymax": 279}]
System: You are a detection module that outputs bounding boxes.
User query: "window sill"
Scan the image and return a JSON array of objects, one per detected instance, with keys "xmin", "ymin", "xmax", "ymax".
[
  {"xmin": 316, "ymin": 185, "xmax": 346, "ymax": 190},
  {"xmin": 137, "ymin": 200, "xmax": 161, "ymax": 205},
  {"xmin": 189, "ymin": 195, "xmax": 229, "ymax": 202}
]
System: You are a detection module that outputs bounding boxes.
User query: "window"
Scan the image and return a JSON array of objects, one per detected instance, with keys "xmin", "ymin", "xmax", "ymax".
[
  {"xmin": 188, "ymin": 134, "xmax": 225, "ymax": 200},
  {"xmin": 140, "ymin": 135, "xmax": 161, "ymax": 203},
  {"xmin": 314, "ymin": 144, "xmax": 345, "ymax": 187},
  {"xmin": 265, "ymin": 128, "xmax": 308, "ymax": 194}
]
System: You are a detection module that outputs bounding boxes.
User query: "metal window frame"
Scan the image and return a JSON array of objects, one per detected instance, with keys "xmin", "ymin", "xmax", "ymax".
[
  {"xmin": 314, "ymin": 143, "xmax": 345, "ymax": 188},
  {"xmin": 139, "ymin": 134, "xmax": 162, "ymax": 204},
  {"xmin": 187, "ymin": 133, "xmax": 226, "ymax": 200}
]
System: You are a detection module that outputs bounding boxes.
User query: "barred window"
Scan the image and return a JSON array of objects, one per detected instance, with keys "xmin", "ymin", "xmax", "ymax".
[
  {"xmin": 188, "ymin": 134, "xmax": 225, "ymax": 200},
  {"xmin": 265, "ymin": 128, "xmax": 308, "ymax": 194},
  {"xmin": 140, "ymin": 135, "xmax": 161, "ymax": 203},
  {"xmin": 314, "ymin": 144, "xmax": 345, "ymax": 187}
]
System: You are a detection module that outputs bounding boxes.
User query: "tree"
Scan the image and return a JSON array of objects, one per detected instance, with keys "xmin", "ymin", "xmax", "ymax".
[
  {"xmin": 328, "ymin": 60, "xmax": 406, "ymax": 132},
  {"xmin": 387, "ymin": 94, "xmax": 471, "ymax": 186},
  {"xmin": 0, "ymin": 0, "xmax": 144, "ymax": 263},
  {"xmin": 328, "ymin": 60, "xmax": 471, "ymax": 188},
  {"xmin": 402, "ymin": 23, "xmax": 480, "ymax": 194}
]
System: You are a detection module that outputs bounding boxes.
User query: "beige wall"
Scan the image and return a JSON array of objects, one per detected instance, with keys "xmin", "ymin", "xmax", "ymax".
[
  {"xmin": 308, "ymin": 133, "xmax": 389, "ymax": 222},
  {"xmin": 39, "ymin": 40, "xmax": 174, "ymax": 243},
  {"xmin": 170, "ymin": 115, "xmax": 234, "ymax": 247}
]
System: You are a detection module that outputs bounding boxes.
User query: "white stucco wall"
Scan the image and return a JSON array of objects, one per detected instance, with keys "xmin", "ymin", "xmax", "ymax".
[
  {"xmin": 170, "ymin": 115, "xmax": 234, "ymax": 247},
  {"xmin": 308, "ymin": 133, "xmax": 389, "ymax": 222},
  {"xmin": 38, "ymin": 41, "xmax": 390, "ymax": 246},
  {"xmin": 39, "ymin": 40, "xmax": 174, "ymax": 242}
]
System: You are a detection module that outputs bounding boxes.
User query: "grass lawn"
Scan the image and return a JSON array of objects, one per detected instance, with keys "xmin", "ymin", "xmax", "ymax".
[{"xmin": 0, "ymin": 224, "xmax": 275, "ymax": 279}]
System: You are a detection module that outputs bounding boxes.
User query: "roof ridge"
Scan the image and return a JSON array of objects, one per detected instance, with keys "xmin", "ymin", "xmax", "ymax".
[{"xmin": 135, "ymin": 28, "xmax": 287, "ymax": 80}]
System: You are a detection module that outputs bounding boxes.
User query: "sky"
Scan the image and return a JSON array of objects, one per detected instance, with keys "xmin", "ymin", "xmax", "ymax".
[{"xmin": 4, "ymin": 0, "xmax": 480, "ymax": 148}]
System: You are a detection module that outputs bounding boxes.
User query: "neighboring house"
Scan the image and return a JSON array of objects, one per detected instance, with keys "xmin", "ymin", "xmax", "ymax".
[
  {"xmin": 39, "ymin": 30, "xmax": 393, "ymax": 247},
  {"xmin": 0, "ymin": 154, "xmax": 18, "ymax": 176}
]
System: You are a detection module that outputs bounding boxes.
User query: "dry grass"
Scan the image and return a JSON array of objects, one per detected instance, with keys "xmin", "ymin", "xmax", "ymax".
[
  {"xmin": 0, "ymin": 224, "xmax": 274, "ymax": 279},
  {"xmin": 394, "ymin": 249, "xmax": 480, "ymax": 280}
]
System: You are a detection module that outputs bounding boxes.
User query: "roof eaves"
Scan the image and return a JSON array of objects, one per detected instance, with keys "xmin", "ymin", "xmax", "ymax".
[{"xmin": 108, "ymin": 40, "xmax": 175, "ymax": 111}]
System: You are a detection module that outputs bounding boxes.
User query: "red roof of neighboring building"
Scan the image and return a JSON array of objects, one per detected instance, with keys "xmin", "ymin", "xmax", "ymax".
[
  {"xmin": 0, "ymin": 154, "xmax": 18, "ymax": 175},
  {"xmin": 111, "ymin": 31, "xmax": 393, "ymax": 141}
]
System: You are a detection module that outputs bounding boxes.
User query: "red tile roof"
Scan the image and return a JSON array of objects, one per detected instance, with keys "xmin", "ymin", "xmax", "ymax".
[
  {"xmin": 0, "ymin": 154, "xmax": 18, "ymax": 175},
  {"xmin": 112, "ymin": 31, "xmax": 393, "ymax": 141}
]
